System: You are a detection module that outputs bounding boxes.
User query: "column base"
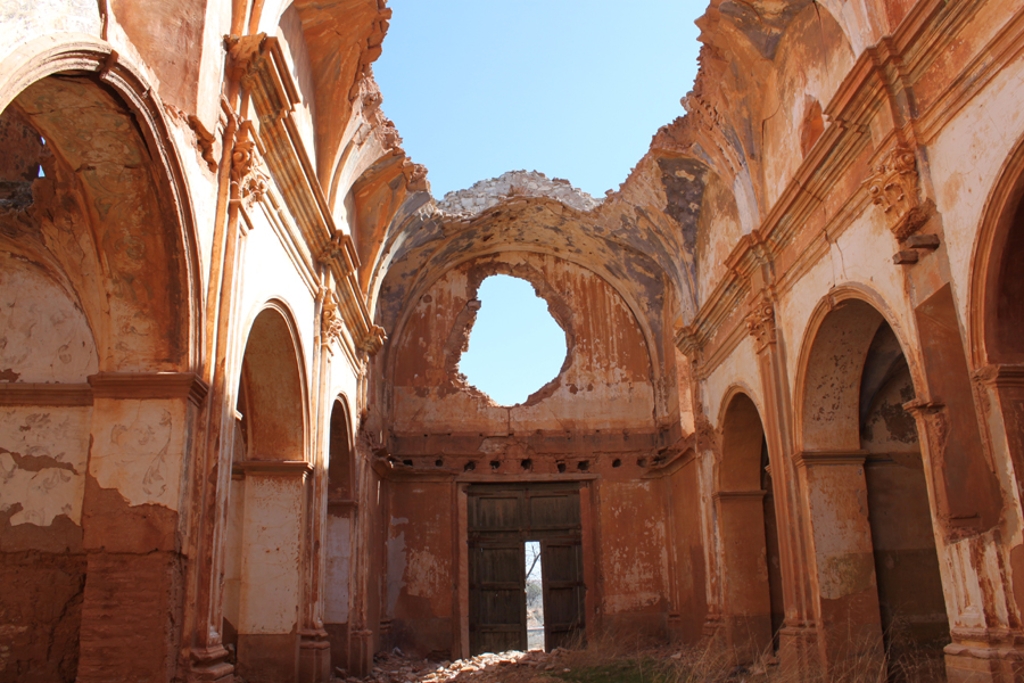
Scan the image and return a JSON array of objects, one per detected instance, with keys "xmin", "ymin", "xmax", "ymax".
[
  {"xmin": 349, "ymin": 628, "xmax": 375, "ymax": 678},
  {"xmin": 187, "ymin": 645, "xmax": 235, "ymax": 683},
  {"xmin": 299, "ymin": 630, "xmax": 332, "ymax": 683},
  {"xmin": 778, "ymin": 624, "xmax": 823, "ymax": 683},
  {"xmin": 945, "ymin": 641, "xmax": 1024, "ymax": 683}
]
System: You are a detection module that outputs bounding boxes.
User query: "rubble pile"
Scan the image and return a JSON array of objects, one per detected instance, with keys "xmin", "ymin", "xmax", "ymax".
[{"xmin": 336, "ymin": 648, "xmax": 574, "ymax": 683}]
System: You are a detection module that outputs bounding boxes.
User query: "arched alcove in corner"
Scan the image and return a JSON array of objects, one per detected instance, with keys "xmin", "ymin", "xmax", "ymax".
[
  {"xmin": 799, "ymin": 299, "xmax": 950, "ymax": 675},
  {"xmin": 325, "ymin": 398, "xmax": 356, "ymax": 673},
  {"xmin": 717, "ymin": 393, "xmax": 784, "ymax": 663},
  {"xmin": 224, "ymin": 306, "xmax": 309, "ymax": 682}
]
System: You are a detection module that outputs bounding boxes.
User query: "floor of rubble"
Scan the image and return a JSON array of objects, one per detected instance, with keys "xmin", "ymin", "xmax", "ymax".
[{"xmin": 326, "ymin": 642, "xmax": 948, "ymax": 683}]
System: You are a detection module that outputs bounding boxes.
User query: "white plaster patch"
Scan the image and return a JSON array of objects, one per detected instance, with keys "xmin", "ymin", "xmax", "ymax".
[
  {"xmin": 238, "ymin": 474, "xmax": 304, "ymax": 634},
  {"xmin": 325, "ymin": 515, "xmax": 352, "ymax": 623},
  {"xmin": 89, "ymin": 399, "xmax": 186, "ymax": 509},
  {"xmin": 0, "ymin": 406, "xmax": 89, "ymax": 526},
  {"xmin": 0, "ymin": 254, "xmax": 98, "ymax": 383}
]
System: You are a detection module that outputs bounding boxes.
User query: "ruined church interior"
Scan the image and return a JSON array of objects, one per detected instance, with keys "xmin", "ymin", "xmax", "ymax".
[{"xmin": 4, "ymin": 0, "xmax": 1024, "ymax": 681}]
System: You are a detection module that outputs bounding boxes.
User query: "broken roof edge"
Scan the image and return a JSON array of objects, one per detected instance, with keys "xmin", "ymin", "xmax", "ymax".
[{"xmin": 435, "ymin": 169, "xmax": 603, "ymax": 218}]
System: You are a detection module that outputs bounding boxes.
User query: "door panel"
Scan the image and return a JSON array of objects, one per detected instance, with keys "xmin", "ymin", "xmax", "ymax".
[
  {"xmin": 541, "ymin": 540, "xmax": 585, "ymax": 650},
  {"xmin": 467, "ymin": 484, "xmax": 584, "ymax": 655},
  {"xmin": 469, "ymin": 543, "xmax": 526, "ymax": 654}
]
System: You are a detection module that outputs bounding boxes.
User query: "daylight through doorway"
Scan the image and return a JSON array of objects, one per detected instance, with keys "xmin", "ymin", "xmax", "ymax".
[{"xmin": 525, "ymin": 541, "xmax": 544, "ymax": 650}]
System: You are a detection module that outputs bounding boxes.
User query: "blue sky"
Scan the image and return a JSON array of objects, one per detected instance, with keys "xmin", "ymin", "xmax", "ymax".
[
  {"xmin": 458, "ymin": 275, "xmax": 567, "ymax": 405},
  {"xmin": 374, "ymin": 2, "xmax": 705, "ymax": 404},
  {"xmin": 374, "ymin": 0, "xmax": 704, "ymax": 199}
]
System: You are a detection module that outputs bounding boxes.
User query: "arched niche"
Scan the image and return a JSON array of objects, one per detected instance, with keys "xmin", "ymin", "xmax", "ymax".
[
  {"xmin": 237, "ymin": 305, "xmax": 308, "ymax": 461},
  {"xmin": 228, "ymin": 304, "xmax": 311, "ymax": 681},
  {"xmin": 799, "ymin": 298, "xmax": 889, "ymax": 452},
  {"xmin": 716, "ymin": 391, "xmax": 784, "ymax": 663},
  {"xmin": 324, "ymin": 396, "xmax": 356, "ymax": 674},
  {"xmin": 796, "ymin": 293, "xmax": 954, "ymax": 674},
  {"xmin": 0, "ymin": 55, "xmax": 199, "ymax": 681},
  {"xmin": 1, "ymin": 72, "xmax": 196, "ymax": 373}
]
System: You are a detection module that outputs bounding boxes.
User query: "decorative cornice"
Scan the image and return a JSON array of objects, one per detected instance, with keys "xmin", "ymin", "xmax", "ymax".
[
  {"xmin": 0, "ymin": 383, "xmax": 93, "ymax": 406},
  {"xmin": 233, "ymin": 460, "xmax": 312, "ymax": 476},
  {"xmin": 794, "ymin": 450, "xmax": 868, "ymax": 468},
  {"xmin": 231, "ymin": 33, "xmax": 384, "ymax": 357},
  {"xmin": 972, "ymin": 364, "xmax": 1024, "ymax": 388},
  {"xmin": 87, "ymin": 372, "xmax": 209, "ymax": 405}
]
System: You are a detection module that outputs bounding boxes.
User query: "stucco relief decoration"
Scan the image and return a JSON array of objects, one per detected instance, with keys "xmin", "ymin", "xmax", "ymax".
[
  {"xmin": 321, "ymin": 295, "xmax": 344, "ymax": 346},
  {"xmin": 746, "ymin": 297, "xmax": 776, "ymax": 351},
  {"xmin": 230, "ymin": 129, "xmax": 268, "ymax": 209},
  {"xmin": 359, "ymin": 325, "xmax": 387, "ymax": 356},
  {"xmin": 866, "ymin": 144, "xmax": 932, "ymax": 240}
]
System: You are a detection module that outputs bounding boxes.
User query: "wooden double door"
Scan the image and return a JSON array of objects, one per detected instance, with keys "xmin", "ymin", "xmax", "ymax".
[{"xmin": 467, "ymin": 483, "xmax": 585, "ymax": 655}]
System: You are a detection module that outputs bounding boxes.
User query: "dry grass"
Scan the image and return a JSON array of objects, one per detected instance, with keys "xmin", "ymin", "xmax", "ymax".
[{"xmin": 348, "ymin": 627, "xmax": 946, "ymax": 683}]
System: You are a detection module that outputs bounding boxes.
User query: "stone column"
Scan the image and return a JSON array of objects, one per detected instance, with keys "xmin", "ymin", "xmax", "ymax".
[
  {"xmin": 715, "ymin": 489, "xmax": 772, "ymax": 663},
  {"xmin": 796, "ymin": 451, "xmax": 884, "ymax": 673},
  {"xmin": 235, "ymin": 460, "xmax": 312, "ymax": 683},
  {"xmin": 77, "ymin": 372, "xmax": 206, "ymax": 683},
  {"xmin": 746, "ymin": 292, "xmax": 822, "ymax": 680}
]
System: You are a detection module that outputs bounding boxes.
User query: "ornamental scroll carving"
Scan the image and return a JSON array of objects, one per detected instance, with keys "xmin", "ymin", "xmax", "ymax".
[
  {"xmin": 321, "ymin": 294, "xmax": 344, "ymax": 346},
  {"xmin": 230, "ymin": 125, "xmax": 268, "ymax": 210},
  {"xmin": 746, "ymin": 297, "xmax": 777, "ymax": 351},
  {"xmin": 866, "ymin": 144, "xmax": 932, "ymax": 240}
]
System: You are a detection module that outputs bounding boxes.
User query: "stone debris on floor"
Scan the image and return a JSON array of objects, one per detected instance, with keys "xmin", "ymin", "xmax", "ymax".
[{"xmin": 336, "ymin": 648, "xmax": 574, "ymax": 683}]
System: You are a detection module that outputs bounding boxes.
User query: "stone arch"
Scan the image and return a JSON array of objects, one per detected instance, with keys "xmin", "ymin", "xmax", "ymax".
[
  {"xmin": 386, "ymin": 250, "xmax": 658, "ymax": 438},
  {"xmin": 236, "ymin": 303, "xmax": 309, "ymax": 462},
  {"xmin": 0, "ymin": 44, "xmax": 201, "ymax": 682},
  {"xmin": 970, "ymin": 132, "xmax": 1024, "ymax": 367},
  {"xmin": 795, "ymin": 290, "xmax": 950, "ymax": 673},
  {"xmin": 797, "ymin": 291, "xmax": 900, "ymax": 452},
  {"xmin": 967, "ymin": 132, "xmax": 1024, "ymax": 543},
  {"xmin": 226, "ymin": 303, "xmax": 311, "ymax": 681},
  {"xmin": 715, "ymin": 390, "xmax": 784, "ymax": 663},
  {"xmin": 0, "ymin": 40, "xmax": 201, "ymax": 372},
  {"xmin": 325, "ymin": 395, "xmax": 356, "ymax": 673}
]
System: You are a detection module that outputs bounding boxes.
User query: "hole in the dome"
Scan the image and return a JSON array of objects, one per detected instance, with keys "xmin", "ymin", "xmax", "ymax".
[{"xmin": 458, "ymin": 274, "xmax": 567, "ymax": 406}]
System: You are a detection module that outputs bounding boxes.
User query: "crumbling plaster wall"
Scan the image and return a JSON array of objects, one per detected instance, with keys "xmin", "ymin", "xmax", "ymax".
[
  {"xmin": 389, "ymin": 251, "xmax": 656, "ymax": 435},
  {"xmin": 759, "ymin": 4, "xmax": 855, "ymax": 206}
]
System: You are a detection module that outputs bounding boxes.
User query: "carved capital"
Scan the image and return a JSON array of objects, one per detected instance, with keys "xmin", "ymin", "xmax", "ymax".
[
  {"xmin": 675, "ymin": 325, "xmax": 701, "ymax": 356},
  {"xmin": 866, "ymin": 144, "xmax": 932, "ymax": 240},
  {"xmin": 230, "ymin": 124, "xmax": 268, "ymax": 209},
  {"xmin": 746, "ymin": 297, "xmax": 777, "ymax": 351},
  {"xmin": 359, "ymin": 325, "xmax": 387, "ymax": 356},
  {"xmin": 321, "ymin": 295, "xmax": 344, "ymax": 346}
]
